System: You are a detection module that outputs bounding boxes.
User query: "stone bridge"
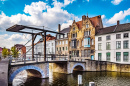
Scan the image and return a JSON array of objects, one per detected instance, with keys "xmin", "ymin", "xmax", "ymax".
[
  {"xmin": 8, "ymin": 61, "xmax": 86, "ymax": 83},
  {"xmin": 2, "ymin": 59, "xmax": 130, "ymax": 85}
]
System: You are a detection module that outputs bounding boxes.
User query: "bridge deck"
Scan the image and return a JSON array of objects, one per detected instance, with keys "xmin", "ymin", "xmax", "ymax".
[
  {"xmin": 0, "ymin": 59, "xmax": 9, "ymax": 86},
  {"xmin": 10, "ymin": 60, "xmax": 86, "ymax": 66}
]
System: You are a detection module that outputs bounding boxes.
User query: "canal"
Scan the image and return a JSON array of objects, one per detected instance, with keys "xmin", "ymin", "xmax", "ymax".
[{"xmin": 11, "ymin": 71, "xmax": 130, "ymax": 86}]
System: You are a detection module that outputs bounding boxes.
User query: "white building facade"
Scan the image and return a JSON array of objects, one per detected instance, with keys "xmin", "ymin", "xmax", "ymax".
[
  {"xmin": 26, "ymin": 39, "xmax": 55, "ymax": 59},
  {"xmin": 95, "ymin": 22, "xmax": 130, "ymax": 64}
]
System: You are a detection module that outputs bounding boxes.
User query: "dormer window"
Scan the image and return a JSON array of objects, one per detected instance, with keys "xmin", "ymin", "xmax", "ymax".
[{"xmin": 86, "ymin": 24, "xmax": 89, "ymax": 28}]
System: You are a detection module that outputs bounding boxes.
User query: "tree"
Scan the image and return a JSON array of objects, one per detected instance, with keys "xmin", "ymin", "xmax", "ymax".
[
  {"xmin": 2, "ymin": 47, "xmax": 8, "ymax": 58},
  {"xmin": 11, "ymin": 46, "xmax": 19, "ymax": 58}
]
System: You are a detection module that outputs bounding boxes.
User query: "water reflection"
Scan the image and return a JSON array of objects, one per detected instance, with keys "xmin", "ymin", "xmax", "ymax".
[{"xmin": 11, "ymin": 71, "xmax": 130, "ymax": 86}]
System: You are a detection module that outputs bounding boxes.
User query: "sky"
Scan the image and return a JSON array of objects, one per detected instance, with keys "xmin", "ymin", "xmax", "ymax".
[{"xmin": 0, "ymin": 0, "xmax": 130, "ymax": 48}]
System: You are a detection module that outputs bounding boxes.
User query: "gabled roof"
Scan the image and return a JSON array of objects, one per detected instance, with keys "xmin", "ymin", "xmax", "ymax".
[
  {"xmin": 76, "ymin": 21, "xmax": 82, "ymax": 29},
  {"xmin": 60, "ymin": 27, "xmax": 70, "ymax": 33},
  {"xmin": 74, "ymin": 15, "xmax": 103, "ymax": 30},
  {"xmin": 96, "ymin": 23, "xmax": 130, "ymax": 35}
]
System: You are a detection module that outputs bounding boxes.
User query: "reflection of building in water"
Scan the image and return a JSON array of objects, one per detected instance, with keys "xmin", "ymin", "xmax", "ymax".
[{"xmin": 26, "ymin": 34, "xmax": 56, "ymax": 59}]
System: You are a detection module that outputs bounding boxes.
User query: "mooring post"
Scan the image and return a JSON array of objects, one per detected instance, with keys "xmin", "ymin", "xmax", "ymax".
[{"xmin": 78, "ymin": 74, "xmax": 82, "ymax": 85}]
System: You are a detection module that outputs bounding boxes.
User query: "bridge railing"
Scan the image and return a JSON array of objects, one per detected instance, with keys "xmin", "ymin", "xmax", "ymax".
[{"xmin": 9, "ymin": 54, "xmax": 68, "ymax": 65}]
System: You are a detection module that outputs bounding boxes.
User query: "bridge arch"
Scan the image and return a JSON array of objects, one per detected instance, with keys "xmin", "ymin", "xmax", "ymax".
[
  {"xmin": 9, "ymin": 65, "xmax": 45, "ymax": 82},
  {"xmin": 71, "ymin": 63, "xmax": 85, "ymax": 73}
]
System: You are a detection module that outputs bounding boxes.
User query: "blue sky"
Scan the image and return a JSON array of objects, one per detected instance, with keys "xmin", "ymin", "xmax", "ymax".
[{"xmin": 0, "ymin": 0, "xmax": 130, "ymax": 48}]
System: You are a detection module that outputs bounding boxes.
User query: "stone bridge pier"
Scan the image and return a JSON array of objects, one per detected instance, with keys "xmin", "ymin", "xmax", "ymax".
[
  {"xmin": 9, "ymin": 62, "xmax": 49, "ymax": 83},
  {"xmin": 50, "ymin": 61, "xmax": 86, "ymax": 74}
]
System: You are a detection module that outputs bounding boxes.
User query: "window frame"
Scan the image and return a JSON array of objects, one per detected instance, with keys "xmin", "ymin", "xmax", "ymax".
[
  {"xmin": 116, "ymin": 34, "xmax": 121, "ymax": 39},
  {"xmin": 106, "ymin": 35, "xmax": 111, "ymax": 40},
  {"xmin": 116, "ymin": 41, "xmax": 121, "ymax": 49},
  {"xmin": 106, "ymin": 42, "xmax": 111, "ymax": 50},
  {"xmin": 123, "ymin": 33, "xmax": 129, "ymax": 38},
  {"xmin": 98, "ymin": 37, "xmax": 102, "ymax": 41},
  {"xmin": 123, "ymin": 40, "xmax": 129, "ymax": 49}
]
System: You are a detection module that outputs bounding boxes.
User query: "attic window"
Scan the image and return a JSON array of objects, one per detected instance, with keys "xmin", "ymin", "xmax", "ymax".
[{"xmin": 86, "ymin": 24, "xmax": 89, "ymax": 28}]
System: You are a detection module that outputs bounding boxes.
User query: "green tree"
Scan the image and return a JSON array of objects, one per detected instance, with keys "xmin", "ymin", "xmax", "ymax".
[
  {"xmin": 2, "ymin": 47, "xmax": 8, "ymax": 58},
  {"xmin": 11, "ymin": 46, "xmax": 19, "ymax": 58}
]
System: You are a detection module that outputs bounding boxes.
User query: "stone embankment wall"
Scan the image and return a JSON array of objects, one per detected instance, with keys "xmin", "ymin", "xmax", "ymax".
[{"xmin": 85, "ymin": 60, "xmax": 130, "ymax": 72}]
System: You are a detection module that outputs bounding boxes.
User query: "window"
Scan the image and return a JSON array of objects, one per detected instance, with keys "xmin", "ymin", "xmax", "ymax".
[
  {"xmin": 124, "ymin": 33, "xmax": 129, "ymax": 38},
  {"xmin": 84, "ymin": 38, "xmax": 90, "ymax": 47},
  {"xmin": 62, "ymin": 47, "xmax": 64, "ymax": 51},
  {"xmin": 98, "ymin": 37, "xmax": 102, "ymax": 41},
  {"xmin": 98, "ymin": 53, "xmax": 102, "ymax": 61},
  {"xmin": 57, "ymin": 34, "xmax": 59, "ymax": 39},
  {"xmin": 66, "ymin": 40, "xmax": 68, "ymax": 44},
  {"xmin": 116, "ymin": 52, "xmax": 121, "ymax": 62},
  {"xmin": 57, "ymin": 48, "xmax": 58, "ymax": 51},
  {"xmin": 106, "ymin": 35, "xmax": 111, "ymax": 40},
  {"xmin": 60, "ymin": 35, "xmax": 63, "ymax": 38},
  {"xmin": 123, "ymin": 40, "xmax": 129, "ymax": 49},
  {"xmin": 106, "ymin": 52, "xmax": 110, "ymax": 61},
  {"xmin": 123, "ymin": 52, "xmax": 129, "ymax": 62},
  {"xmin": 56, "ymin": 42, "xmax": 58, "ymax": 45},
  {"xmin": 84, "ymin": 31, "xmax": 90, "ymax": 36},
  {"xmin": 116, "ymin": 34, "xmax": 121, "ymax": 39},
  {"xmin": 59, "ymin": 41, "xmax": 61, "ymax": 45},
  {"xmin": 73, "ymin": 27, "xmax": 75, "ymax": 31},
  {"xmin": 62, "ymin": 41, "xmax": 64, "ymax": 45},
  {"xmin": 86, "ymin": 24, "xmax": 89, "ymax": 28},
  {"xmin": 72, "ymin": 33, "xmax": 77, "ymax": 38},
  {"xmin": 106, "ymin": 42, "xmax": 111, "ymax": 50},
  {"xmin": 98, "ymin": 43, "xmax": 102, "ymax": 50},
  {"xmin": 65, "ymin": 33, "xmax": 67, "ymax": 38},
  {"xmin": 71, "ymin": 40, "xmax": 76, "ymax": 48},
  {"xmin": 66, "ymin": 47, "xmax": 67, "ymax": 50},
  {"xmin": 60, "ymin": 47, "xmax": 61, "ymax": 51},
  {"xmin": 116, "ymin": 41, "xmax": 121, "ymax": 49}
]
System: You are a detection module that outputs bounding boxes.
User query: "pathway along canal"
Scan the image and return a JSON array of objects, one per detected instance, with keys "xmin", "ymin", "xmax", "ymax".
[{"xmin": 10, "ymin": 71, "xmax": 130, "ymax": 86}]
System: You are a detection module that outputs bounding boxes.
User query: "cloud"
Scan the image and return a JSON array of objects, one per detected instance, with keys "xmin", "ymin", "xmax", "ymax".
[
  {"xmin": 101, "ymin": 15, "xmax": 105, "ymax": 20},
  {"xmin": 111, "ymin": 0, "xmax": 123, "ymax": 5},
  {"xmin": 0, "ymin": 34, "xmax": 32, "ymax": 48},
  {"xmin": 0, "ymin": 1, "xmax": 78, "ymax": 48},
  {"xmin": 0, "ymin": 1, "xmax": 75, "ymax": 32},
  {"xmin": 64, "ymin": 0, "xmax": 75, "ymax": 6},
  {"xmin": 107, "ymin": 8, "xmax": 130, "ymax": 24},
  {"xmin": 61, "ymin": 20, "xmax": 73, "ymax": 30}
]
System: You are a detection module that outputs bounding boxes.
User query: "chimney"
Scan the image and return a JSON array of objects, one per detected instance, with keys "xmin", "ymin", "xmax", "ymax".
[
  {"xmin": 82, "ymin": 15, "xmax": 86, "ymax": 21},
  {"xmin": 58, "ymin": 24, "xmax": 61, "ymax": 32},
  {"xmin": 117, "ymin": 20, "xmax": 120, "ymax": 25}
]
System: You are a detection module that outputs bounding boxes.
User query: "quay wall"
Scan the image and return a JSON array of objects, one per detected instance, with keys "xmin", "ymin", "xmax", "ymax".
[{"xmin": 85, "ymin": 60, "xmax": 130, "ymax": 72}]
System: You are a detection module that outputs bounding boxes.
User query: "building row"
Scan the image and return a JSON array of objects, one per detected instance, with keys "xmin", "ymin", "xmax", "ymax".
[{"xmin": 26, "ymin": 15, "xmax": 130, "ymax": 64}]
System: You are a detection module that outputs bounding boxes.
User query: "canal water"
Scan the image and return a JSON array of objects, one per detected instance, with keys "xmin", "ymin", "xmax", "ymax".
[{"xmin": 11, "ymin": 71, "xmax": 130, "ymax": 86}]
